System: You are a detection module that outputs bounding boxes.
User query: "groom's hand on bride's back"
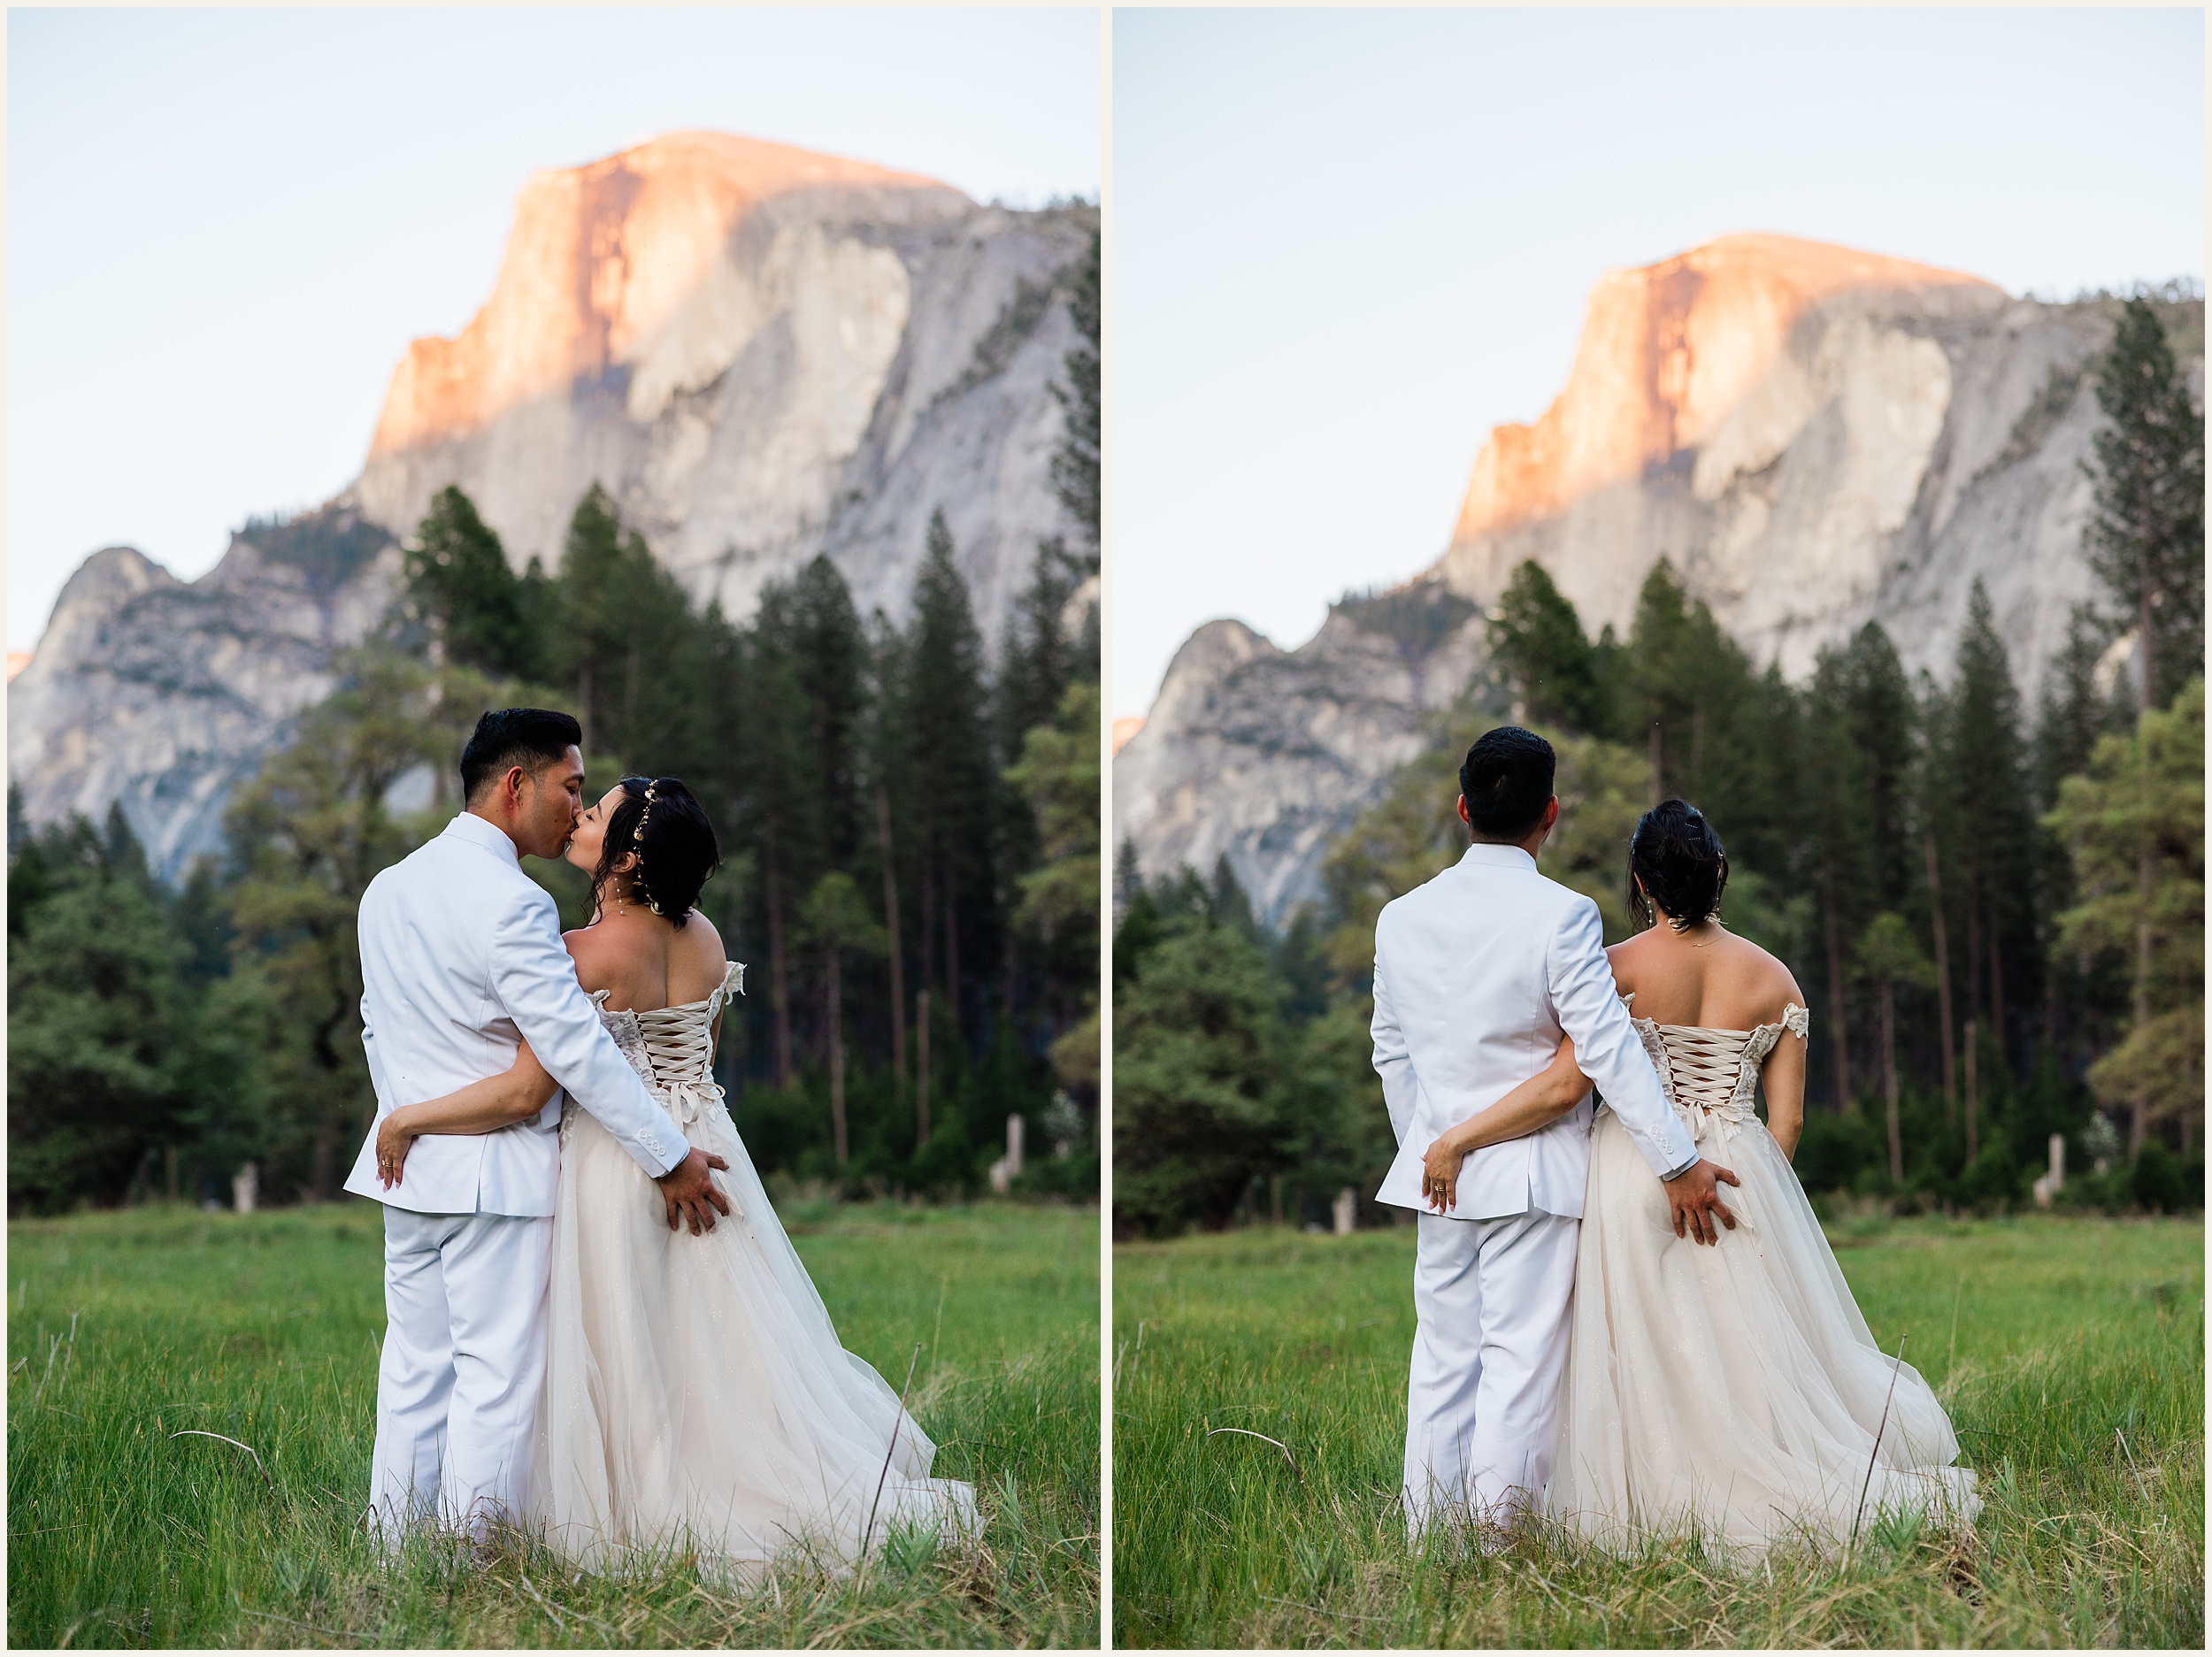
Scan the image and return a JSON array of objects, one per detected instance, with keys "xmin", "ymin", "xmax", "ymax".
[
  {"xmin": 1663, "ymin": 1158, "xmax": 1740, "ymax": 1247},
  {"xmin": 657, "ymin": 1147, "xmax": 733, "ymax": 1234}
]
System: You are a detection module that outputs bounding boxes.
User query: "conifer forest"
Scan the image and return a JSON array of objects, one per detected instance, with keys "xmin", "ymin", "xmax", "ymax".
[
  {"xmin": 8, "ymin": 242, "xmax": 1102, "ymax": 1217},
  {"xmin": 1114, "ymin": 293, "xmax": 2203, "ymax": 1236}
]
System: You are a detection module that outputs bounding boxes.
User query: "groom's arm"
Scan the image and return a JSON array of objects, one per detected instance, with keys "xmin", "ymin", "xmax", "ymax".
[
  {"xmin": 1371, "ymin": 956, "xmax": 1420, "ymax": 1147},
  {"xmin": 1545, "ymin": 898, "xmax": 1699, "ymax": 1179},
  {"xmin": 487, "ymin": 887, "xmax": 689, "ymax": 1179}
]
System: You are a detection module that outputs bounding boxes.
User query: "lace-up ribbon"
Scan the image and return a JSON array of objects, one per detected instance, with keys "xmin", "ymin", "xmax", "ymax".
[
  {"xmin": 1621, "ymin": 995, "xmax": 1809, "ymax": 1252},
  {"xmin": 574, "ymin": 963, "xmax": 751, "ymax": 1231}
]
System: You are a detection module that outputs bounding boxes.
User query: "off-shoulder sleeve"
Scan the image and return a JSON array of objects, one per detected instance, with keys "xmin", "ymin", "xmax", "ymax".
[{"xmin": 1781, "ymin": 1001, "xmax": 1809, "ymax": 1039}]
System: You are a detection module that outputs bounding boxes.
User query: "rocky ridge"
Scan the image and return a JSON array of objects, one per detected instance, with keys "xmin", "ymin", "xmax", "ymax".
[
  {"xmin": 14, "ymin": 132, "xmax": 1094, "ymax": 879},
  {"xmin": 1118, "ymin": 235, "xmax": 2200, "ymax": 927},
  {"xmin": 8, "ymin": 511, "xmax": 402, "ymax": 880}
]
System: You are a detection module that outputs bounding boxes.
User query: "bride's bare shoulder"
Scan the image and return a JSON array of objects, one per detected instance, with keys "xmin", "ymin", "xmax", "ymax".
[
  {"xmin": 1723, "ymin": 932, "xmax": 1805, "ymax": 1026},
  {"xmin": 1605, "ymin": 925, "xmax": 1660, "ymax": 991},
  {"xmin": 561, "ymin": 918, "xmax": 620, "ymax": 992}
]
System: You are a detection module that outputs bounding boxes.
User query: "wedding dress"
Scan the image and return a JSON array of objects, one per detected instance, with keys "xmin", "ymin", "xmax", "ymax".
[
  {"xmin": 1547, "ymin": 995, "xmax": 1978, "ymax": 1561},
  {"xmin": 525, "ymin": 962, "xmax": 977, "ymax": 1573}
]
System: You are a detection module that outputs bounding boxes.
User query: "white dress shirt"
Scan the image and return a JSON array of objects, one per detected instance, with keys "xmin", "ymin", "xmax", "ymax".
[
  {"xmin": 342, "ymin": 811, "xmax": 687, "ymax": 1216},
  {"xmin": 1371, "ymin": 841, "xmax": 1699, "ymax": 1220}
]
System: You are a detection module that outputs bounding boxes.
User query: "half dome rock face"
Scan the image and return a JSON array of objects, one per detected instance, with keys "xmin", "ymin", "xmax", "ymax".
[
  {"xmin": 353, "ymin": 130, "xmax": 1086, "ymax": 641},
  {"xmin": 14, "ymin": 131, "xmax": 1092, "ymax": 874},
  {"xmin": 1438, "ymin": 233, "xmax": 2021, "ymax": 684},
  {"xmin": 1121, "ymin": 234, "xmax": 2200, "ymax": 923}
]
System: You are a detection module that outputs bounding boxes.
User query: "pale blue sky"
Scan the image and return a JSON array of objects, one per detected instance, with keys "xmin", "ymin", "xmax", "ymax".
[
  {"xmin": 1113, "ymin": 7, "xmax": 2206, "ymax": 718},
  {"xmin": 8, "ymin": 7, "xmax": 1102, "ymax": 652}
]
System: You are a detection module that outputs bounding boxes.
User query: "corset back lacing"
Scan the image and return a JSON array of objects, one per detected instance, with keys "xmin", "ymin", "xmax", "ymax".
[
  {"xmin": 1622, "ymin": 993, "xmax": 1809, "ymax": 1253},
  {"xmin": 573, "ymin": 961, "xmax": 750, "ymax": 1231}
]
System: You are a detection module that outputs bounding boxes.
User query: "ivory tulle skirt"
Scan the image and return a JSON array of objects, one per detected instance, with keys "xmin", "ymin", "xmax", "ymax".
[
  {"xmin": 1546, "ymin": 1106, "xmax": 1979, "ymax": 1561},
  {"xmin": 524, "ymin": 1098, "xmax": 976, "ymax": 1575}
]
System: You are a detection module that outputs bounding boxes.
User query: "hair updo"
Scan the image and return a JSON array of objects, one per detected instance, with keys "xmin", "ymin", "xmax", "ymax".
[
  {"xmin": 593, "ymin": 776, "xmax": 719, "ymax": 924},
  {"xmin": 1628, "ymin": 798, "xmax": 1728, "ymax": 932}
]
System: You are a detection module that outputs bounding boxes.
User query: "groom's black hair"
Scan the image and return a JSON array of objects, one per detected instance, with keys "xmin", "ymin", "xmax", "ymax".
[
  {"xmin": 460, "ymin": 708, "xmax": 584, "ymax": 802},
  {"xmin": 1460, "ymin": 725, "xmax": 1555, "ymax": 840}
]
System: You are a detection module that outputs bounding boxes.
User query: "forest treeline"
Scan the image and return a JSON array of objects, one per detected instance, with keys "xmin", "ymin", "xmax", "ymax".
[
  {"xmin": 9, "ymin": 235, "xmax": 1102, "ymax": 1216},
  {"xmin": 1115, "ymin": 291, "xmax": 2204, "ymax": 1236}
]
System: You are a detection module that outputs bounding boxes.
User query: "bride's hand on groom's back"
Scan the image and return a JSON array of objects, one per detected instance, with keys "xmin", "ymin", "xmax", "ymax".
[{"xmin": 657, "ymin": 1146, "xmax": 733, "ymax": 1235}]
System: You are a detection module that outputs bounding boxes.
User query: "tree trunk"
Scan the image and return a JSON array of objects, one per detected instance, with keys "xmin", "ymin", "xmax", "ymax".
[
  {"xmin": 765, "ymin": 842, "xmax": 794, "ymax": 1088},
  {"xmin": 2131, "ymin": 840, "xmax": 2154, "ymax": 1156},
  {"xmin": 826, "ymin": 947, "xmax": 848, "ymax": 1165},
  {"xmin": 1881, "ymin": 971, "xmax": 1903, "ymax": 1183},
  {"xmin": 2139, "ymin": 576, "xmax": 2156, "ymax": 712},
  {"xmin": 1924, "ymin": 831, "xmax": 1957, "ymax": 1122},
  {"xmin": 1823, "ymin": 878, "xmax": 1852, "ymax": 1111},
  {"xmin": 1648, "ymin": 721, "xmax": 1664, "ymax": 804},
  {"xmin": 578, "ymin": 657, "xmax": 595, "ymax": 757},
  {"xmin": 1963, "ymin": 1017, "xmax": 1979, "ymax": 1167},
  {"xmin": 1988, "ymin": 897, "xmax": 2006, "ymax": 1080},
  {"xmin": 916, "ymin": 986, "xmax": 933, "ymax": 1148},
  {"xmin": 876, "ymin": 786, "xmax": 906, "ymax": 1103},
  {"xmin": 943, "ymin": 863, "xmax": 962, "ymax": 1047}
]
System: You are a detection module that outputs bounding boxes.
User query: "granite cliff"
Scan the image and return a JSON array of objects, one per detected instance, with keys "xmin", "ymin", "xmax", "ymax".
[
  {"xmin": 8, "ymin": 510, "xmax": 402, "ymax": 880},
  {"xmin": 15, "ymin": 132, "xmax": 1094, "ymax": 880},
  {"xmin": 1118, "ymin": 234, "xmax": 2200, "ymax": 926}
]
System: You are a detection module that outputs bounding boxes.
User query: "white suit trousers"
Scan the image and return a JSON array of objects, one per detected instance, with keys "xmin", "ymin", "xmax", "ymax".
[
  {"xmin": 1403, "ymin": 1208, "xmax": 1580, "ymax": 1538},
  {"xmin": 369, "ymin": 1207, "xmax": 553, "ymax": 1545}
]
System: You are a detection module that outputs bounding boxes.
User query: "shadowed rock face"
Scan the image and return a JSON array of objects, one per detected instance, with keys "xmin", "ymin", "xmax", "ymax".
[
  {"xmin": 1118, "ymin": 234, "xmax": 2201, "ymax": 928},
  {"xmin": 8, "ymin": 513, "xmax": 402, "ymax": 882},
  {"xmin": 1113, "ymin": 587, "xmax": 1487, "ymax": 925},
  {"xmin": 14, "ymin": 132, "xmax": 1094, "ymax": 878}
]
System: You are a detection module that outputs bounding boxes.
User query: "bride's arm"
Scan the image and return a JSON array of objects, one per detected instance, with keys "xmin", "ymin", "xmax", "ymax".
[
  {"xmin": 373, "ymin": 1045, "xmax": 559, "ymax": 1189},
  {"xmin": 1761, "ymin": 1025, "xmax": 1808, "ymax": 1162},
  {"xmin": 1421, "ymin": 1037, "xmax": 1590, "ymax": 1212}
]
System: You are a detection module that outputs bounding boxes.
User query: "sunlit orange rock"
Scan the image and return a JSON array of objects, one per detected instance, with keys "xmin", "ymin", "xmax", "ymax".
[
  {"xmin": 369, "ymin": 131, "xmax": 954, "ymax": 456},
  {"xmin": 1451, "ymin": 234, "xmax": 2002, "ymax": 545}
]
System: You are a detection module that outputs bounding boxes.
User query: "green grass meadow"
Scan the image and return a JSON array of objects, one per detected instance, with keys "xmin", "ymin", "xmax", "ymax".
[
  {"xmin": 9, "ymin": 1198, "xmax": 1099, "ymax": 1648},
  {"xmin": 1113, "ymin": 1213, "xmax": 2203, "ymax": 1648}
]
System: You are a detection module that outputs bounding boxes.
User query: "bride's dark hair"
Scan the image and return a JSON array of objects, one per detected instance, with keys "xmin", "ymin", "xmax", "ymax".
[
  {"xmin": 1628, "ymin": 798, "xmax": 1728, "ymax": 932},
  {"xmin": 593, "ymin": 777, "xmax": 719, "ymax": 924}
]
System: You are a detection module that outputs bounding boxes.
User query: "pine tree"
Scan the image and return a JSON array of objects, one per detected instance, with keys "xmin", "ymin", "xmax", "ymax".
[
  {"xmin": 404, "ymin": 487, "xmax": 537, "ymax": 678},
  {"xmin": 1805, "ymin": 644, "xmax": 1871, "ymax": 1110},
  {"xmin": 2047, "ymin": 680, "xmax": 2205, "ymax": 1155},
  {"xmin": 739, "ymin": 586, "xmax": 814, "ymax": 1089},
  {"xmin": 2084, "ymin": 296, "xmax": 2205, "ymax": 711},
  {"xmin": 902, "ymin": 511, "xmax": 1000, "ymax": 1049},
  {"xmin": 1112, "ymin": 915, "xmax": 1287, "ymax": 1234},
  {"xmin": 6, "ymin": 814, "xmax": 195, "ymax": 1211},
  {"xmin": 1486, "ymin": 560, "xmax": 1608, "ymax": 733},
  {"xmin": 1946, "ymin": 580, "xmax": 2040, "ymax": 1085},
  {"xmin": 551, "ymin": 487, "xmax": 693, "ymax": 761}
]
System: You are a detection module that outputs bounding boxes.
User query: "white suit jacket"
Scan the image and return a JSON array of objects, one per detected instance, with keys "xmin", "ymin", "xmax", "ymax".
[
  {"xmin": 342, "ymin": 811, "xmax": 687, "ymax": 1216},
  {"xmin": 1371, "ymin": 841, "xmax": 1700, "ymax": 1221}
]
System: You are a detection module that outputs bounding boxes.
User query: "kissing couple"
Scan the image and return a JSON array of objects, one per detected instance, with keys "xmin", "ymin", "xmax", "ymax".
[
  {"xmin": 342, "ymin": 708, "xmax": 975, "ymax": 1573},
  {"xmin": 1371, "ymin": 725, "xmax": 1978, "ymax": 1561}
]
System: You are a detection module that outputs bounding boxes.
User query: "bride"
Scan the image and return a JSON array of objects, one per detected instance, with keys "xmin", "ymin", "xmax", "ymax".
[
  {"xmin": 373, "ymin": 775, "xmax": 975, "ymax": 1572},
  {"xmin": 1422, "ymin": 798, "xmax": 1978, "ymax": 1560}
]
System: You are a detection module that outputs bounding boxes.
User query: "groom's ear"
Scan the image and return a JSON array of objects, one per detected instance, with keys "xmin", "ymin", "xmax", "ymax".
[{"xmin": 1455, "ymin": 794, "xmax": 1472, "ymax": 829}]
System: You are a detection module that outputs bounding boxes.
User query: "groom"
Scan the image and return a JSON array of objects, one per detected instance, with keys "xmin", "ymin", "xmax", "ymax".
[
  {"xmin": 1371, "ymin": 725, "xmax": 1736, "ymax": 1537},
  {"xmin": 342, "ymin": 707, "xmax": 729, "ymax": 1547}
]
